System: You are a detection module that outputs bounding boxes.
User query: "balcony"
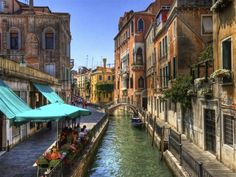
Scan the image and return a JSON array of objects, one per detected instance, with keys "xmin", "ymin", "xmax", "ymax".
[
  {"xmin": 131, "ymin": 63, "xmax": 144, "ymax": 71},
  {"xmin": 0, "ymin": 57, "xmax": 58, "ymax": 84}
]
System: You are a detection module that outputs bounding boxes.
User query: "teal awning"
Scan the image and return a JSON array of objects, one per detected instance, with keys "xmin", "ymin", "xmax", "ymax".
[
  {"xmin": 33, "ymin": 83, "xmax": 64, "ymax": 104},
  {"xmin": 0, "ymin": 80, "xmax": 31, "ymax": 119},
  {"xmin": 15, "ymin": 103, "xmax": 91, "ymax": 122}
]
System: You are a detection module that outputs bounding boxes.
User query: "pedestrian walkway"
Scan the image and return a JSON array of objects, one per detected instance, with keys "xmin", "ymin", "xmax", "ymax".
[
  {"xmin": 151, "ymin": 116, "xmax": 236, "ymax": 177},
  {"xmin": 181, "ymin": 136, "xmax": 236, "ymax": 177},
  {"xmin": 0, "ymin": 106, "xmax": 104, "ymax": 177}
]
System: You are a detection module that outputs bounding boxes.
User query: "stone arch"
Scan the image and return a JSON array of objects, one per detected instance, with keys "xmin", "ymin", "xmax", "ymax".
[
  {"xmin": 137, "ymin": 18, "xmax": 144, "ymax": 32},
  {"xmin": 107, "ymin": 103, "xmax": 138, "ymax": 115}
]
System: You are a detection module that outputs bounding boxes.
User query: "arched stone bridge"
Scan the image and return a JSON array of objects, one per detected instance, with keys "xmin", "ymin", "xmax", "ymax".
[{"xmin": 105, "ymin": 100, "xmax": 140, "ymax": 115}]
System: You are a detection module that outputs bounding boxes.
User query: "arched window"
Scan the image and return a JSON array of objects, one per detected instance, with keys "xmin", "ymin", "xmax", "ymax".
[
  {"xmin": 43, "ymin": 27, "xmax": 55, "ymax": 49},
  {"xmin": 138, "ymin": 18, "xmax": 144, "ymax": 32},
  {"xmin": 136, "ymin": 48, "xmax": 143, "ymax": 65},
  {"xmin": 138, "ymin": 77, "xmax": 144, "ymax": 88},
  {"xmin": 131, "ymin": 20, "xmax": 134, "ymax": 34},
  {"xmin": 9, "ymin": 28, "xmax": 20, "ymax": 50}
]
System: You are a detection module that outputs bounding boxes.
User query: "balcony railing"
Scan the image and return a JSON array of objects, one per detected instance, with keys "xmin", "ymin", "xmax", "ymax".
[
  {"xmin": 0, "ymin": 58, "xmax": 58, "ymax": 84},
  {"xmin": 131, "ymin": 63, "xmax": 144, "ymax": 71}
]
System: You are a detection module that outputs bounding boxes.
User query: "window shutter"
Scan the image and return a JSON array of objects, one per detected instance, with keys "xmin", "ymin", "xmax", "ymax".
[
  {"xmin": 7, "ymin": 32, "xmax": 10, "ymax": 49},
  {"xmin": 223, "ymin": 40, "xmax": 231, "ymax": 70},
  {"xmin": 42, "ymin": 32, "xmax": 45, "ymax": 49},
  {"xmin": 18, "ymin": 31, "xmax": 21, "ymax": 49}
]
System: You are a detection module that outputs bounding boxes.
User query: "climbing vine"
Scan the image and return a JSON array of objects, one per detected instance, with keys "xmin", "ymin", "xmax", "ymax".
[{"xmin": 163, "ymin": 75, "xmax": 193, "ymax": 109}]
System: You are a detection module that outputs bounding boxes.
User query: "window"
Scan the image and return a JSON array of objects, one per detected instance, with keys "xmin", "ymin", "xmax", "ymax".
[
  {"xmin": 108, "ymin": 76, "xmax": 111, "ymax": 80},
  {"xmin": 168, "ymin": 62, "xmax": 171, "ymax": 81},
  {"xmin": 223, "ymin": 115, "xmax": 234, "ymax": 146},
  {"xmin": 44, "ymin": 63, "xmax": 55, "ymax": 76},
  {"xmin": 174, "ymin": 21, "xmax": 177, "ymax": 38},
  {"xmin": 138, "ymin": 77, "xmax": 144, "ymax": 88},
  {"xmin": 156, "ymin": 13, "xmax": 162, "ymax": 26},
  {"xmin": 222, "ymin": 38, "xmax": 232, "ymax": 70},
  {"xmin": 160, "ymin": 68, "xmax": 162, "ymax": 88},
  {"xmin": 10, "ymin": 31, "xmax": 19, "ymax": 50},
  {"xmin": 136, "ymin": 48, "xmax": 143, "ymax": 65},
  {"xmin": 130, "ymin": 76, "xmax": 133, "ymax": 88},
  {"xmin": 173, "ymin": 57, "xmax": 177, "ymax": 79},
  {"xmin": 138, "ymin": 18, "xmax": 144, "ymax": 32},
  {"xmin": 131, "ymin": 21, "xmax": 134, "ymax": 34},
  {"xmin": 45, "ymin": 32, "xmax": 54, "ymax": 49},
  {"xmin": 202, "ymin": 15, "xmax": 213, "ymax": 35},
  {"xmin": 12, "ymin": 126, "xmax": 20, "ymax": 138},
  {"xmin": 99, "ymin": 75, "xmax": 102, "ymax": 80}
]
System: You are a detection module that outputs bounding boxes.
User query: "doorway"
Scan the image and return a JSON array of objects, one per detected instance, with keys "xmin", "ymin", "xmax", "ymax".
[{"xmin": 204, "ymin": 109, "xmax": 216, "ymax": 154}]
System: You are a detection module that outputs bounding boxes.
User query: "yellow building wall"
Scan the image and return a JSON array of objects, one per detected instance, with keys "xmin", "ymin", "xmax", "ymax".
[{"xmin": 90, "ymin": 67, "xmax": 114, "ymax": 105}]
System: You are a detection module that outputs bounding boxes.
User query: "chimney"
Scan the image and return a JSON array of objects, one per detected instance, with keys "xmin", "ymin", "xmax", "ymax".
[
  {"xmin": 29, "ymin": 0, "xmax": 34, "ymax": 10},
  {"xmin": 103, "ymin": 58, "xmax": 107, "ymax": 69}
]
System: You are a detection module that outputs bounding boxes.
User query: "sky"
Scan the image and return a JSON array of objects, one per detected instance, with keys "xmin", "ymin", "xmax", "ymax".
[{"xmin": 32, "ymin": 0, "xmax": 154, "ymax": 70}]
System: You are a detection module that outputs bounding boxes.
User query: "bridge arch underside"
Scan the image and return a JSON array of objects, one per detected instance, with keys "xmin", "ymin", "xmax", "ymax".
[{"xmin": 108, "ymin": 104, "xmax": 138, "ymax": 115}]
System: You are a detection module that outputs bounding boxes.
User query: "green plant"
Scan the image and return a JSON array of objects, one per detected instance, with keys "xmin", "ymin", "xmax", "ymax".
[
  {"xmin": 163, "ymin": 75, "xmax": 193, "ymax": 108},
  {"xmin": 198, "ymin": 45, "xmax": 213, "ymax": 61},
  {"xmin": 210, "ymin": 69, "xmax": 231, "ymax": 80},
  {"xmin": 96, "ymin": 82, "xmax": 114, "ymax": 93}
]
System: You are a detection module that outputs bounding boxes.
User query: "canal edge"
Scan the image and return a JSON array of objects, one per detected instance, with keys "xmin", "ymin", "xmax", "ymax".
[
  {"xmin": 70, "ymin": 114, "xmax": 109, "ymax": 177},
  {"xmin": 139, "ymin": 112, "xmax": 189, "ymax": 177}
]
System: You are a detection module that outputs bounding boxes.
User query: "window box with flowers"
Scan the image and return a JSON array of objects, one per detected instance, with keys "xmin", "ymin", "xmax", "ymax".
[
  {"xmin": 187, "ymin": 89, "xmax": 197, "ymax": 97},
  {"xmin": 200, "ymin": 87, "xmax": 213, "ymax": 99},
  {"xmin": 210, "ymin": 69, "xmax": 232, "ymax": 85}
]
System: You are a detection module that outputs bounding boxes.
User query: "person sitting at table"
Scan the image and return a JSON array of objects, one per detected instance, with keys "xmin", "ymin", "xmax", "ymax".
[
  {"xmin": 58, "ymin": 134, "xmax": 67, "ymax": 149},
  {"xmin": 50, "ymin": 146, "xmax": 62, "ymax": 160}
]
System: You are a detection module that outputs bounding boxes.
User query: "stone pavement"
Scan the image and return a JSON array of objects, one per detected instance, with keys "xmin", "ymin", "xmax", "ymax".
[
  {"xmin": 0, "ymin": 106, "xmax": 104, "ymax": 177},
  {"xmin": 181, "ymin": 136, "xmax": 236, "ymax": 177}
]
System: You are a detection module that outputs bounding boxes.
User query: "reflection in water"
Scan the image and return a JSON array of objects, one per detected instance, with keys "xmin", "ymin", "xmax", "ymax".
[{"xmin": 87, "ymin": 110, "xmax": 173, "ymax": 177}]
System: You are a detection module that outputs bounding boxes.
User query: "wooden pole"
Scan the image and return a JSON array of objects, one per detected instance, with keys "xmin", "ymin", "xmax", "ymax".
[
  {"xmin": 152, "ymin": 116, "xmax": 156, "ymax": 147},
  {"xmin": 161, "ymin": 127, "xmax": 165, "ymax": 160}
]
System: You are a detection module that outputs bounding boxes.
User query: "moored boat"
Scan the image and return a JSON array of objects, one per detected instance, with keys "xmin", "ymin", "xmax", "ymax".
[{"xmin": 131, "ymin": 117, "xmax": 143, "ymax": 128}]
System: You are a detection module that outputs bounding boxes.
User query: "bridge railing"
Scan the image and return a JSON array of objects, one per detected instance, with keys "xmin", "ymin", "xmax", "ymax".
[{"xmin": 115, "ymin": 98, "xmax": 142, "ymax": 110}]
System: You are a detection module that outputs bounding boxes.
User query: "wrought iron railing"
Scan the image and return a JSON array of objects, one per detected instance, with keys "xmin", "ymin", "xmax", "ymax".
[{"xmin": 168, "ymin": 128, "xmax": 213, "ymax": 177}]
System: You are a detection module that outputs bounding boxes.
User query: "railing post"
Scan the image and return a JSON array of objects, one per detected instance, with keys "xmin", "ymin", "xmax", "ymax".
[
  {"xmin": 199, "ymin": 162, "xmax": 203, "ymax": 177},
  {"xmin": 179, "ymin": 144, "xmax": 182, "ymax": 166}
]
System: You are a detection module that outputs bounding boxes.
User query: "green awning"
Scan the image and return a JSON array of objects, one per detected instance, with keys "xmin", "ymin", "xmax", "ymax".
[
  {"xmin": 15, "ymin": 103, "xmax": 91, "ymax": 122},
  {"xmin": 0, "ymin": 80, "xmax": 31, "ymax": 119},
  {"xmin": 33, "ymin": 83, "xmax": 64, "ymax": 104}
]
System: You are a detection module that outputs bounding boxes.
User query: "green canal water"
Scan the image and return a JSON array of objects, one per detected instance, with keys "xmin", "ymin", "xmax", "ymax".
[{"xmin": 86, "ymin": 110, "xmax": 173, "ymax": 177}]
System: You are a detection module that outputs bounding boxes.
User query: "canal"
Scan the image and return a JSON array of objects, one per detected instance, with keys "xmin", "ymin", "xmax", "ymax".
[{"xmin": 86, "ymin": 110, "xmax": 173, "ymax": 177}]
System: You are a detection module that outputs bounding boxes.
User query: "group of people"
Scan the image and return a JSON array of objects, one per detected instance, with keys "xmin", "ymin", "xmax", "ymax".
[{"xmin": 58, "ymin": 125, "xmax": 89, "ymax": 152}]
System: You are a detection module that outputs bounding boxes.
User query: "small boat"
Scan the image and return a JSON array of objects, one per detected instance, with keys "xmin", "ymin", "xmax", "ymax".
[{"xmin": 131, "ymin": 117, "xmax": 143, "ymax": 127}]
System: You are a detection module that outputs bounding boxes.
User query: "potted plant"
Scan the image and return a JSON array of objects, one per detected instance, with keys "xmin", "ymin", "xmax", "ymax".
[{"xmin": 210, "ymin": 69, "xmax": 231, "ymax": 80}]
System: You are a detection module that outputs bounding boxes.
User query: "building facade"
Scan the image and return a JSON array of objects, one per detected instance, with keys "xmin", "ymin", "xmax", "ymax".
[
  {"xmin": 0, "ymin": 58, "xmax": 60, "ymax": 150},
  {"xmin": 114, "ymin": 0, "xmax": 174, "ymax": 109},
  {"xmin": 90, "ymin": 59, "xmax": 114, "ymax": 105},
  {"xmin": 152, "ymin": 0, "xmax": 212, "ymax": 130},
  {"xmin": 187, "ymin": 0, "xmax": 236, "ymax": 171},
  {"xmin": 76, "ymin": 67, "xmax": 91, "ymax": 102},
  {"xmin": 0, "ymin": 0, "xmax": 72, "ymax": 103}
]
